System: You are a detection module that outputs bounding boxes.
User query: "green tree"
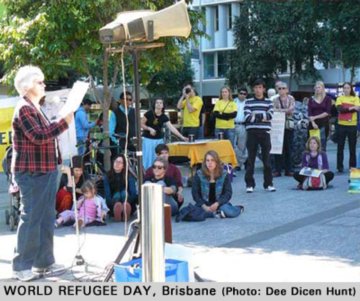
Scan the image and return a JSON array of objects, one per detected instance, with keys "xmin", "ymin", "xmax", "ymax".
[
  {"xmin": 146, "ymin": 52, "xmax": 193, "ymax": 106},
  {"xmin": 229, "ymin": 0, "xmax": 329, "ymax": 90},
  {"xmin": 0, "ymin": 0, "xmax": 202, "ymax": 170},
  {"xmin": 325, "ymin": 1, "xmax": 360, "ymax": 83}
]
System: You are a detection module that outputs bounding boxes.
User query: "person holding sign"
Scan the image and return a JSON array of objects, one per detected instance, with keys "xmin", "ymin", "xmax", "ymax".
[
  {"xmin": 335, "ymin": 82, "xmax": 360, "ymax": 173},
  {"xmin": 272, "ymin": 82, "xmax": 295, "ymax": 177},
  {"xmin": 11, "ymin": 66, "xmax": 73, "ymax": 281},
  {"xmin": 293, "ymin": 136, "xmax": 334, "ymax": 189}
]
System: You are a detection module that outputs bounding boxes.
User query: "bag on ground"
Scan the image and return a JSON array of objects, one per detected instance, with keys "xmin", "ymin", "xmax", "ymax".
[{"xmin": 302, "ymin": 173, "xmax": 327, "ymax": 190}]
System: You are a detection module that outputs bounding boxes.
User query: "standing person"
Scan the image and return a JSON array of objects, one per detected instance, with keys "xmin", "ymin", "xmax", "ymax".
[
  {"xmin": 144, "ymin": 157, "xmax": 179, "ymax": 216},
  {"xmin": 308, "ymin": 81, "xmax": 332, "ymax": 152},
  {"xmin": 293, "ymin": 136, "xmax": 334, "ymax": 187},
  {"xmin": 75, "ymin": 98, "xmax": 95, "ymax": 156},
  {"xmin": 244, "ymin": 79, "xmax": 276, "ymax": 193},
  {"xmin": 212, "ymin": 86, "xmax": 237, "ymax": 146},
  {"xmin": 109, "ymin": 91, "xmax": 136, "ymax": 151},
  {"xmin": 11, "ymin": 65, "xmax": 73, "ymax": 281},
  {"xmin": 272, "ymin": 82, "xmax": 295, "ymax": 177},
  {"xmin": 191, "ymin": 150, "xmax": 241, "ymax": 218},
  {"xmin": 177, "ymin": 84, "xmax": 203, "ymax": 139},
  {"xmin": 234, "ymin": 87, "xmax": 248, "ymax": 171},
  {"xmin": 141, "ymin": 98, "xmax": 187, "ymax": 170},
  {"xmin": 335, "ymin": 82, "xmax": 360, "ymax": 173},
  {"xmin": 145, "ymin": 144, "xmax": 184, "ymax": 206},
  {"xmin": 102, "ymin": 154, "xmax": 138, "ymax": 221},
  {"xmin": 198, "ymin": 104, "xmax": 206, "ymax": 139}
]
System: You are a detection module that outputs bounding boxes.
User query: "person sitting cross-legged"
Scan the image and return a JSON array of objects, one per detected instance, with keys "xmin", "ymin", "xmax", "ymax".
[
  {"xmin": 191, "ymin": 150, "xmax": 242, "ymax": 218},
  {"xmin": 144, "ymin": 157, "xmax": 179, "ymax": 216},
  {"xmin": 144, "ymin": 144, "xmax": 184, "ymax": 208},
  {"xmin": 293, "ymin": 136, "xmax": 334, "ymax": 189}
]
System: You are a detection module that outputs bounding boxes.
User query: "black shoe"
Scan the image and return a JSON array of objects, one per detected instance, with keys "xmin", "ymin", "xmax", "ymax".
[
  {"xmin": 337, "ymin": 168, "xmax": 344, "ymax": 173},
  {"xmin": 272, "ymin": 172, "xmax": 281, "ymax": 177}
]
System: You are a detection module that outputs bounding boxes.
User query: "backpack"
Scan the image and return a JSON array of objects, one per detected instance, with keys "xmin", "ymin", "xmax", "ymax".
[
  {"xmin": 175, "ymin": 203, "xmax": 206, "ymax": 222},
  {"xmin": 302, "ymin": 173, "xmax": 327, "ymax": 190}
]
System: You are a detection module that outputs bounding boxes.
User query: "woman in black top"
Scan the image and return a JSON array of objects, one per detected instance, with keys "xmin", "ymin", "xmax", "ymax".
[{"xmin": 141, "ymin": 98, "xmax": 187, "ymax": 169}]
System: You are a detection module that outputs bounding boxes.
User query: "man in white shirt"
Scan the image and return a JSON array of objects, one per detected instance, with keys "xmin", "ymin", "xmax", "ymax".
[{"xmin": 233, "ymin": 87, "xmax": 248, "ymax": 170}]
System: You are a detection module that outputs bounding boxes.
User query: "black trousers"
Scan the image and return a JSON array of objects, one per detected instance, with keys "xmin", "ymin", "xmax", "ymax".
[
  {"xmin": 293, "ymin": 171, "xmax": 334, "ymax": 185},
  {"xmin": 245, "ymin": 129, "xmax": 273, "ymax": 188},
  {"xmin": 337, "ymin": 125, "xmax": 357, "ymax": 171},
  {"xmin": 274, "ymin": 129, "xmax": 294, "ymax": 173}
]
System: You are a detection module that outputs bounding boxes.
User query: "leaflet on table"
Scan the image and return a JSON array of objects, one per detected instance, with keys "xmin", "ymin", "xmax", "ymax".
[
  {"xmin": 299, "ymin": 167, "xmax": 322, "ymax": 177},
  {"xmin": 58, "ymin": 81, "xmax": 89, "ymax": 117}
]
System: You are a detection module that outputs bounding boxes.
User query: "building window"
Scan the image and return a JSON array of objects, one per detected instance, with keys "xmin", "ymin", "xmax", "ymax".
[
  {"xmin": 214, "ymin": 6, "xmax": 219, "ymax": 31},
  {"xmin": 204, "ymin": 53, "xmax": 215, "ymax": 79},
  {"xmin": 217, "ymin": 51, "xmax": 229, "ymax": 78},
  {"xmin": 227, "ymin": 5, "xmax": 232, "ymax": 30}
]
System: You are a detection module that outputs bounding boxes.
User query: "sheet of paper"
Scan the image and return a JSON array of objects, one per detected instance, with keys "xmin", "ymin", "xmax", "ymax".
[
  {"xmin": 58, "ymin": 81, "xmax": 89, "ymax": 117},
  {"xmin": 299, "ymin": 167, "xmax": 322, "ymax": 177}
]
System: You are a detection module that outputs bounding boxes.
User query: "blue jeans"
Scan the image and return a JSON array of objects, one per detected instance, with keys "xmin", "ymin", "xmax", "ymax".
[
  {"xmin": 13, "ymin": 170, "xmax": 59, "ymax": 271},
  {"xmin": 215, "ymin": 128, "xmax": 236, "ymax": 148},
  {"xmin": 203, "ymin": 202, "xmax": 241, "ymax": 218}
]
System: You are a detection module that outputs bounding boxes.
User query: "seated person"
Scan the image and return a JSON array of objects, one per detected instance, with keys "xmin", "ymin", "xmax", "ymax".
[
  {"xmin": 55, "ymin": 180, "xmax": 109, "ymax": 228},
  {"xmin": 144, "ymin": 157, "xmax": 179, "ymax": 216},
  {"xmin": 102, "ymin": 154, "xmax": 138, "ymax": 222},
  {"xmin": 192, "ymin": 150, "xmax": 241, "ymax": 218},
  {"xmin": 144, "ymin": 144, "xmax": 184, "ymax": 207},
  {"xmin": 293, "ymin": 136, "xmax": 334, "ymax": 188},
  {"xmin": 56, "ymin": 156, "xmax": 88, "ymax": 214}
]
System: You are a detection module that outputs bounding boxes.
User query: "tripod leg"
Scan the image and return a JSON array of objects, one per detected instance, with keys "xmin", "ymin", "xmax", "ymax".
[{"xmin": 103, "ymin": 222, "xmax": 140, "ymax": 282}]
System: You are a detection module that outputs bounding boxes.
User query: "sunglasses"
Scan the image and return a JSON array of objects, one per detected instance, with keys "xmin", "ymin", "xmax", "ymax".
[
  {"xmin": 152, "ymin": 165, "xmax": 165, "ymax": 170},
  {"xmin": 239, "ymin": 92, "xmax": 247, "ymax": 95}
]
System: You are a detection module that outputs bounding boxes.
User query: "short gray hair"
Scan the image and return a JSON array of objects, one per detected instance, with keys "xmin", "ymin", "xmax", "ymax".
[{"xmin": 14, "ymin": 65, "xmax": 44, "ymax": 96}]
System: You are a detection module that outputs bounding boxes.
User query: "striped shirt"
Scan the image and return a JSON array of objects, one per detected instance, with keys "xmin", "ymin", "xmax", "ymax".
[
  {"xmin": 11, "ymin": 97, "xmax": 68, "ymax": 173},
  {"xmin": 244, "ymin": 97, "xmax": 273, "ymax": 131}
]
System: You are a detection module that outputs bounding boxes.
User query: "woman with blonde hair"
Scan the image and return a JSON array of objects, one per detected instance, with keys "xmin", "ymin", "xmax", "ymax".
[
  {"xmin": 293, "ymin": 136, "xmax": 334, "ymax": 188},
  {"xmin": 191, "ymin": 150, "xmax": 242, "ymax": 218},
  {"xmin": 212, "ymin": 86, "xmax": 237, "ymax": 146},
  {"xmin": 308, "ymin": 81, "xmax": 332, "ymax": 151}
]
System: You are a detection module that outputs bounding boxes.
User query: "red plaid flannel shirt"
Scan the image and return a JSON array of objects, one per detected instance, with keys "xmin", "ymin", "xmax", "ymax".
[{"xmin": 11, "ymin": 97, "xmax": 69, "ymax": 173}]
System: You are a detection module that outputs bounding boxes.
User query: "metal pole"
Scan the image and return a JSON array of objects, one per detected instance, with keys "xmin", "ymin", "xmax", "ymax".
[
  {"xmin": 132, "ymin": 49, "xmax": 144, "ymax": 206},
  {"xmin": 141, "ymin": 183, "xmax": 165, "ymax": 282}
]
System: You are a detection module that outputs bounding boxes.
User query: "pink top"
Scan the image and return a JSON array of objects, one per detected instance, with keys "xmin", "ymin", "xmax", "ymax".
[{"xmin": 78, "ymin": 197, "xmax": 101, "ymax": 223}]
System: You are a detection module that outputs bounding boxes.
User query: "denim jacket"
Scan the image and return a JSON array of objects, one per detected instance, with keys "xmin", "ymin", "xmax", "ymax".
[{"xmin": 191, "ymin": 169, "xmax": 232, "ymax": 206}]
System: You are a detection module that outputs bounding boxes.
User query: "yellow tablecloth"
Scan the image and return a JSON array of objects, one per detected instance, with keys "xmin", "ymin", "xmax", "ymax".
[{"xmin": 167, "ymin": 139, "xmax": 238, "ymax": 167}]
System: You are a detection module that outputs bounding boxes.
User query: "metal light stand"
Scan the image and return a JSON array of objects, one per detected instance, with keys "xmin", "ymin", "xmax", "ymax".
[{"xmin": 103, "ymin": 42, "xmax": 165, "ymax": 282}]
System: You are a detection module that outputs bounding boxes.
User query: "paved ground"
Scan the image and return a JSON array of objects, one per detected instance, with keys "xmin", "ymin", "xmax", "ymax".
[{"xmin": 0, "ymin": 141, "xmax": 359, "ymax": 282}]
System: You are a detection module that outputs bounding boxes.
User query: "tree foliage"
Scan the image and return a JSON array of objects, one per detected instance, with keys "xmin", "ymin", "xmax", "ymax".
[
  {"xmin": 228, "ymin": 0, "xmax": 358, "ymax": 89},
  {"xmin": 0, "ymin": 0, "xmax": 203, "ymax": 169}
]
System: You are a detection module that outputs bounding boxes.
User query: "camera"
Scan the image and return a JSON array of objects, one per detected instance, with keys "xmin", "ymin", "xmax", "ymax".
[{"xmin": 185, "ymin": 87, "xmax": 191, "ymax": 94}]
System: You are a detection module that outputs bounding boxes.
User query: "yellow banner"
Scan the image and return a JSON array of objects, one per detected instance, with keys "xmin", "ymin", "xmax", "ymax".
[{"xmin": 0, "ymin": 107, "xmax": 14, "ymax": 172}]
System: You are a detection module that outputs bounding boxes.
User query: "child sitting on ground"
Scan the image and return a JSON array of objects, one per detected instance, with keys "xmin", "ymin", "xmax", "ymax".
[{"xmin": 55, "ymin": 180, "xmax": 109, "ymax": 228}]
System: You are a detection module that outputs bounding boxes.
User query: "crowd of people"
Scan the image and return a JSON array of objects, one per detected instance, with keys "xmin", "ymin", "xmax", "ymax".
[{"xmin": 9, "ymin": 64, "xmax": 360, "ymax": 281}]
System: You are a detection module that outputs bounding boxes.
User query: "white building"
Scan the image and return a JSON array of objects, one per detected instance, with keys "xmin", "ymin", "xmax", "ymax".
[{"xmin": 190, "ymin": 0, "xmax": 360, "ymax": 98}]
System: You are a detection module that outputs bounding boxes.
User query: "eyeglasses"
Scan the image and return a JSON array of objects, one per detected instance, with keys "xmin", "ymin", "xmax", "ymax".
[
  {"xmin": 278, "ymin": 87, "xmax": 286, "ymax": 90},
  {"xmin": 126, "ymin": 98, "xmax": 133, "ymax": 101},
  {"xmin": 239, "ymin": 92, "xmax": 247, "ymax": 95},
  {"xmin": 152, "ymin": 165, "xmax": 165, "ymax": 170}
]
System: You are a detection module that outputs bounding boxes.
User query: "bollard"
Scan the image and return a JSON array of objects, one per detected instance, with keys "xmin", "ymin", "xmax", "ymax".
[{"xmin": 141, "ymin": 183, "xmax": 165, "ymax": 282}]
